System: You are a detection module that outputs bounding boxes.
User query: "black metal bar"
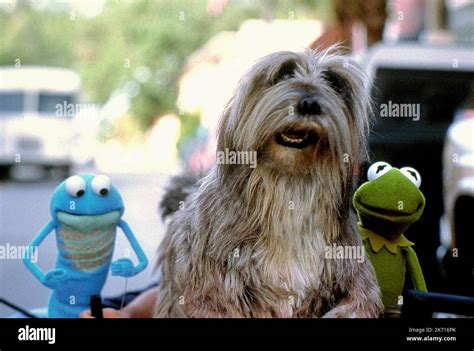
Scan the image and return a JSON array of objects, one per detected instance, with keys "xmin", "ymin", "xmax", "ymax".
[
  {"xmin": 0, "ymin": 297, "xmax": 38, "ymax": 318},
  {"xmin": 90, "ymin": 295, "xmax": 103, "ymax": 319},
  {"xmin": 402, "ymin": 289, "xmax": 474, "ymax": 318}
]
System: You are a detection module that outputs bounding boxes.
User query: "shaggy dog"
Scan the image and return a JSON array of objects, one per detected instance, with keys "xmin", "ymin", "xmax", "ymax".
[{"xmin": 155, "ymin": 48, "xmax": 383, "ymax": 318}]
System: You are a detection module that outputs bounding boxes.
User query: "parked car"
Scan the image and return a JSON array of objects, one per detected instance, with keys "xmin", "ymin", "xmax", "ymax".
[
  {"xmin": 0, "ymin": 66, "xmax": 81, "ymax": 178},
  {"xmin": 361, "ymin": 43, "xmax": 474, "ymax": 292},
  {"xmin": 438, "ymin": 112, "xmax": 474, "ymax": 295}
]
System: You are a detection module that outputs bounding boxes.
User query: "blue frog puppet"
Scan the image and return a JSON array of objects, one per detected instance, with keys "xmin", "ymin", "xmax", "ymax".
[{"xmin": 23, "ymin": 173, "xmax": 148, "ymax": 318}]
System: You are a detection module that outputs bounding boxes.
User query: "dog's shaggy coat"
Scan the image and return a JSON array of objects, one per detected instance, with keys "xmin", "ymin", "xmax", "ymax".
[{"xmin": 155, "ymin": 49, "xmax": 383, "ymax": 317}]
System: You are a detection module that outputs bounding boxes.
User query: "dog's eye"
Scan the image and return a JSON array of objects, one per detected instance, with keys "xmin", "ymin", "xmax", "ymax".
[
  {"xmin": 321, "ymin": 70, "xmax": 349, "ymax": 99},
  {"xmin": 273, "ymin": 61, "xmax": 296, "ymax": 84},
  {"xmin": 367, "ymin": 161, "xmax": 392, "ymax": 181}
]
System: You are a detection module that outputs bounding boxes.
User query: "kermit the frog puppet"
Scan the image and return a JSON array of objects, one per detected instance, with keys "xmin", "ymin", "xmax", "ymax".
[{"xmin": 353, "ymin": 161, "xmax": 427, "ymax": 309}]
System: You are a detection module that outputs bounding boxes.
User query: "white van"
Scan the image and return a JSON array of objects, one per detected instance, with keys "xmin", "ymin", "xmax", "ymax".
[{"xmin": 0, "ymin": 66, "xmax": 81, "ymax": 177}]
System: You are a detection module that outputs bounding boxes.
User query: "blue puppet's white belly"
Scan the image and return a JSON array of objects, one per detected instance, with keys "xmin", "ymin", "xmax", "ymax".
[{"xmin": 56, "ymin": 211, "xmax": 121, "ymax": 272}]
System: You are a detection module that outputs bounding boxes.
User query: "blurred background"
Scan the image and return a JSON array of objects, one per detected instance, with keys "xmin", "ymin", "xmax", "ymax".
[{"xmin": 0, "ymin": 0, "xmax": 473, "ymax": 317}]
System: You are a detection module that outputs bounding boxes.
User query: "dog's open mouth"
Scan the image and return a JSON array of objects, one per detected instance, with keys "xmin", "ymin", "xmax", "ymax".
[{"xmin": 275, "ymin": 129, "xmax": 318, "ymax": 149}]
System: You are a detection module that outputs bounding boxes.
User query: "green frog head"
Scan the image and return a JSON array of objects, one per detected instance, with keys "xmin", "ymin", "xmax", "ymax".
[{"xmin": 353, "ymin": 161, "xmax": 425, "ymax": 240}]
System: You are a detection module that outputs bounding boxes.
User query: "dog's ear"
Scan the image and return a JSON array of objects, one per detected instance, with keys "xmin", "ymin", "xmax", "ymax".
[
  {"xmin": 217, "ymin": 97, "xmax": 234, "ymax": 151},
  {"xmin": 217, "ymin": 64, "xmax": 271, "ymax": 151}
]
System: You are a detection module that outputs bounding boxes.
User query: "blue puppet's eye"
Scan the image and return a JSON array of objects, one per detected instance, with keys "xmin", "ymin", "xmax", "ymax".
[
  {"xmin": 91, "ymin": 175, "xmax": 111, "ymax": 196},
  {"xmin": 65, "ymin": 176, "xmax": 86, "ymax": 197}
]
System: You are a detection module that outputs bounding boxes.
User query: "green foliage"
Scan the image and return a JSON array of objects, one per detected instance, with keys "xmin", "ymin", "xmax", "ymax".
[
  {"xmin": 0, "ymin": 0, "xmax": 332, "ymax": 133},
  {"xmin": 177, "ymin": 111, "xmax": 202, "ymax": 158},
  {"xmin": 0, "ymin": 6, "xmax": 75, "ymax": 67}
]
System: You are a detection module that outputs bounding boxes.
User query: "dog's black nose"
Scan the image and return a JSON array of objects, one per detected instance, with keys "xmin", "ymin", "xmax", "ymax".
[{"xmin": 297, "ymin": 97, "xmax": 321, "ymax": 115}]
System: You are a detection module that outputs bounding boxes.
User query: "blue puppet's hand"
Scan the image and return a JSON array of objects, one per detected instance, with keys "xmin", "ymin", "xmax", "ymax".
[
  {"xmin": 111, "ymin": 258, "xmax": 137, "ymax": 277},
  {"xmin": 44, "ymin": 269, "xmax": 69, "ymax": 289}
]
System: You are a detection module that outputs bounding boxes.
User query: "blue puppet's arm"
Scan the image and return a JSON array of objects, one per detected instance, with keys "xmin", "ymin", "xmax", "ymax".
[
  {"xmin": 23, "ymin": 220, "xmax": 55, "ymax": 282},
  {"xmin": 23, "ymin": 220, "xmax": 68, "ymax": 289},
  {"xmin": 111, "ymin": 219, "xmax": 148, "ymax": 277}
]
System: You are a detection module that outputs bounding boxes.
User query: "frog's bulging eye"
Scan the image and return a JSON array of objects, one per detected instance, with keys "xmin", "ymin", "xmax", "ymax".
[
  {"xmin": 367, "ymin": 161, "xmax": 392, "ymax": 181},
  {"xmin": 65, "ymin": 176, "xmax": 86, "ymax": 197},
  {"xmin": 400, "ymin": 167, "xmax": 421, "ymax": 188},
  {"xmin": 92, "ymin": 175, "xmax": 111, "ymax": 196}
]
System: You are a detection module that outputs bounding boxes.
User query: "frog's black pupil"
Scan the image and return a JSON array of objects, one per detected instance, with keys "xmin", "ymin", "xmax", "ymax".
[
  {"xmin": 376, "ymin": 165, "xmax": 386, "ymax": 173},
  {"xmin": 100, "ymin": 188, "xmax": 108, "ymax": 196},
  {"xmin": 408, "ymin": 170, "xmax": 418, "ymax": 180},
  {"xmin": 77, "ymin": 190, "xmax": 85, "ymax": 197}
]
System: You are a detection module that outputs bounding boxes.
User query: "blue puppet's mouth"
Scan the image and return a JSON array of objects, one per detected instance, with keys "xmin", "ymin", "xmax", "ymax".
[
  {"xmin": 56, "ymin": 210, "xmax": 121, "ymax": 232},
  {"xmin": 56, "ymin": 210, "xmax": 121, "ymax": 272}
]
